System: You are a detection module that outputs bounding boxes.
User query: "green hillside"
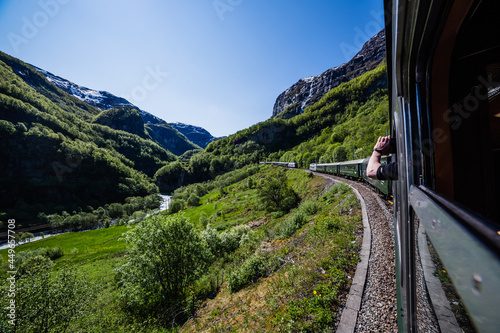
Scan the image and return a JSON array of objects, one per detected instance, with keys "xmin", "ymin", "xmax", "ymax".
[
  {"xmin": 93, "ymin": 105, "xmax": 149, "ymax": 138},
  {"xmin": 0, "ymin": 52, "xmax": 177, "ymax": 225},
  {"xmin": 156, "ymin": 63, "xmax": 388, "ymax": 190},
  {"xmin": 145, "ymin": 123, "xmax": 200, "ymax": 156},
  {"xmin": 0, "ymin": 53, "xmax": 389, "ymax": 332},
  {"xmin": 1, "ymin": 165, "xmax": 362, "ymax": 332}
]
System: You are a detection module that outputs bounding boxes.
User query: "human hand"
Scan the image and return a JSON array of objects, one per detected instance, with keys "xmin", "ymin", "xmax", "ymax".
[{"xmin": 374, "ymin": 136, "xmax": 391, "ymax": 154}]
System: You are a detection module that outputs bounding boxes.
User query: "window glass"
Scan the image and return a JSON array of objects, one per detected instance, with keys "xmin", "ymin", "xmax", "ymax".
[{"xmin": 448, "ymin": 0, "xmax": 500, "ymax": 222}]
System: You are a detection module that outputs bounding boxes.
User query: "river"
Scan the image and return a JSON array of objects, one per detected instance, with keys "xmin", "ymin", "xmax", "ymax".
[{"xmin": 0, "ymin": 194, "xmax": 171, "ymax": 250}]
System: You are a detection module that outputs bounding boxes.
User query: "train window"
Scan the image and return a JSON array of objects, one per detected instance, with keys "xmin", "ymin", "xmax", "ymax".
[
  {"xmin": 432, "ymin": 0, "xmax": 500, "ymax": 223},
  {"xmin": 449, "ymin": 0, "xmax": 500, "ymax": 222}
]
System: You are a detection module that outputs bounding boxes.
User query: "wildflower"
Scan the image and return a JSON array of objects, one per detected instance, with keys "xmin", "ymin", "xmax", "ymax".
[{"xmin": 313, "ymin": 290, "xmax": 317, "ymax": 295}]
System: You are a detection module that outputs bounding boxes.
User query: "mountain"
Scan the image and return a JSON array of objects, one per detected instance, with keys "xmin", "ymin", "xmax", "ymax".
[
  {"xmin": 168, "ymin": 122, "xmax": 218, "ymax": 148},
  {"xmin": 272, "ymin": 29, "xmax": 386, "ymax": 118},
  {"xmin": 145, "ymin": 123, "xmax": 203, "ymax": 156},
  {"xmin": 35, "ymin": 67, "xmax": 215, "ymax": 150},
  {"xmin": 157, "ymin": 30, "xmax": 388, "ymax": 189},
  {"xmin": 93, "ymin": 105, "xmax": 149, "ymax": 138},
  {"xmin": 0, "ymin": 51, "xmax": 177, "ymax": 224},
  {"xmin": 34, "ymin": 66, "xmax": 133, "ymax": 111}
]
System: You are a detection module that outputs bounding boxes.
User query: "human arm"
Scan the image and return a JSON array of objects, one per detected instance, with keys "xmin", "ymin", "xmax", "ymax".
[{"xmin": 366, "ymin": 136, "xmax": 391, "ymax": 179}]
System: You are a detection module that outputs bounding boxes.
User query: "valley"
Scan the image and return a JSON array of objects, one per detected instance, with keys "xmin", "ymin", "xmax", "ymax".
[{"xmin": 0, "ymin": 29, "xmax": 388, "ymax": 332}]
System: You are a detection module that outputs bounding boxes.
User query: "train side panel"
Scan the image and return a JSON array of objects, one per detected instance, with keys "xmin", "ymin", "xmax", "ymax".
[
  {"xmin": 360, "ymin": 156, "xmax": 392, "ymax": 196},
  {"xmin": 337, "ymin": 159, "xmax": 365, "ymax": 179}
]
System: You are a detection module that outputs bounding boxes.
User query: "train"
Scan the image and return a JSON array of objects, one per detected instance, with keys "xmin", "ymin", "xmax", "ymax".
[
  {"xmin": 385, "ymin": 0, "xmax": 500, "ymax": 331},
  {"xmin": 264, "ymin": 0, "xmax": 500, "ymax": 331},
  {"xmin": 259, "ymin": 161, "xmax": 298, "ymax": 168},
  {"xmin": 262, "ymin": 157, "xmax": 393, "ymax": 197},
  {"xmin": 310, "ymin": 155, "xmax": 393, "ymax": 197}
]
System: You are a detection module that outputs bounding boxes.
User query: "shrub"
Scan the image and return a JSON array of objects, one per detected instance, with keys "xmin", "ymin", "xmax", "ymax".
[
  {"xmin": 0, "ymin": 119, "xmax": 16, "ymax": 136},
  {"xmin": 187, "ymin": 193, "xmax": 200, "ymax": 207},
  {"xmin": 342, "ymin": 194, "xmax": 360, "ymax": 210},
  {"xmin": 258, "ymin": 171, "xmax": 299, "ymax": 213},
  {"xmin": 131, "ymin": 210, "xmax": 146, "ymax": 221},
  {"xmin": 108, "ymin": 203, "xmax": 124, "ymax": 218},
  {"xmin": 169, "ymin": 199, "xmax": 185, "ymax": 214},
  {"xmin": 0, "ymin": 256, "xmax": 93, "ymax": 333},
  {"xmin": 46, "ymin": 246, "xmax": 64, "ymax": 260},
  {"xmin": 322, "ymin": 183, "xmax": 351, "ymax": 204},
  {"xmin": 299, "ymin": 200, "xmax": 319, "ymax": 216},
  {"xmin": 116, "ymin": 215, "xmax": 212, "ymax": 313},
  {"xmin": 276, "ymin": 211, "xmax": 307, "ymax": 238},
  {"xmin": 200, "ymin": 226, "xmax": 222, "ymax": 257},
  {"xmin": 219, "ymin": 225, "xmax": 252, "ymax": 253},
  {"xmin": 199, "ymin": 212, "xmax": 209, "ymax": 228},
  {"xmin": 227, "ymin": 255, "xmax": 267, "ymax": 292}
]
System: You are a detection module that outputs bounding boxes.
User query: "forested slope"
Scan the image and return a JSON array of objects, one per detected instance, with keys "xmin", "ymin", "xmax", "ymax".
[
  {"xmin": 156, "ymin": 64, "xmax": 388, "ymax": 190},
  {"xmin": 0, "ymin": 52, "xmax": 176, "ymax": 225}
]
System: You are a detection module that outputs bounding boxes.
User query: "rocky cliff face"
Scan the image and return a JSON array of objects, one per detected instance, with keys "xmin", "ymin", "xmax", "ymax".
[{"xmin": 272, "ymin": 30, "xmax": 386, "ymax": 118}]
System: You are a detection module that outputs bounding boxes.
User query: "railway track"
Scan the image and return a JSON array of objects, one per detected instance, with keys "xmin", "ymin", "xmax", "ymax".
[{"xmin": 311, "ymin": 171, "xmax": 398, "ymax": 332}]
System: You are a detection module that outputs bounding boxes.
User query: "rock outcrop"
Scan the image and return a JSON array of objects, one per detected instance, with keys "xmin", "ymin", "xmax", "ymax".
[{"xmin": 272, "ymin": 30, "xmax": 386, "ymax": 118}]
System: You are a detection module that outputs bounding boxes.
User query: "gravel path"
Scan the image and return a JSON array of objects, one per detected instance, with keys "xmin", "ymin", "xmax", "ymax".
[
  {"xmin": 311, "ymin": 172, "xmax": 398, "ymax": 332},
  {"xmin": 350, "ymin": 181, "xmax": 397, "ymax": 333}
]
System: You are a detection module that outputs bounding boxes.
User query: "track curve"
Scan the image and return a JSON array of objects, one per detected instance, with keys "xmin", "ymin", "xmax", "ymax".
[{"xmin": 310, "ymin": 171, "xmax": 397, "ymax": 332}]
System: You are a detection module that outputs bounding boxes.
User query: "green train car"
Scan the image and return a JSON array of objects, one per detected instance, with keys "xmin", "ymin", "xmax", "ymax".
[
  {"xmin": 360, "ymin": 156, "xmax": 392, "ymax": 196},
  {"xmin": 309, "ymin": 155, "xmax": 393, "ymax": 197}
]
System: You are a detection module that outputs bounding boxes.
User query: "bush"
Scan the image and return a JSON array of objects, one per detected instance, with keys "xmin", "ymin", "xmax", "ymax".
[
  {"xmin": 187, "ymin": 193, "xmax": 200, "ymax": 207},
  {"xmin": 258, "ymin": 171, "xmax": 299, "ymax": 213},
  {"xmin": 46, "ymin": 246, "xmax": 64, "ymax": 260},
  {"xmin": 116, "ymin": 215, "xmax": 212, "ymax": 314},
  {"xmin": 169, "ymin": 199, "xmax": 185, "ymax": 214},
  {"xmin": 247, "ymin": 177, "xmax": 254, "ymax": 189},
  {"xmin": 0, "ymin": 119, "xmax": 16, "ymax": 136},
  {"xmin": 276, "ymin": 212, "xmax": 307, "ymax": 238},
  {"xmin": 130, "ymin": 210, "xmax": 146, "ymax": 223},
  {"xmin": 200, "ymin": 226, "xmax": 222, "ymax": 257},
  {"xmin": 108, "ymin": 203, "xmax": 124, "ymax": 218},
  {"xmin": 299, "ymin": 200, "xmax": 319, "ymax": 216},
  {"xmin": 219, "ymin": 225, "xmax": 252, "ymax": 253},
  {"xmin": 0, "ymin": 256, "xmax": 93, "ymax": 332},
  {"xmin": 322, "ymin": 183, "xmax": 351, "ymax": 204},
  {"xmin": 227, "ymin": 255, "xmax": 267, "ymax": 292},
  {"xmin": 199, "ymin": 212, "xmax": 209, "ymax": 228}
]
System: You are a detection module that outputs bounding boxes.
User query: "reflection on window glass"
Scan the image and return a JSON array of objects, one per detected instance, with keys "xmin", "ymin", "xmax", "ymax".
[{"xmin": 448, "ymin": 0, "xmax": 500, "ymax": 223}]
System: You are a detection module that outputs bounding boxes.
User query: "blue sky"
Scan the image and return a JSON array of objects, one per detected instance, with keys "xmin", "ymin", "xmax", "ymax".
[{"xmin": 0, "ymin": 0, "xmax": 384, "ymax": 137}]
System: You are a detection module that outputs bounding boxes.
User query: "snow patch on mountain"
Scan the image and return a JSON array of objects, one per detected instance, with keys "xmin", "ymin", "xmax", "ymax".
[{"xmin": 34, "ymin": 66, "xmax": 217, "ymax": 148}]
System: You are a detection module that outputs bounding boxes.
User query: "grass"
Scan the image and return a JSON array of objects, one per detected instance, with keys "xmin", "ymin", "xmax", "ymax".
[
  {"xmin": 181, "ymin": 180, "xmax": 363, "ymax": 333},
  {"xmin": 0, "ymin": 224, "xmax": 128, "ymax": 273},
  {"xmin": 0, "ymin": 165, "xmax": 363, "ymax": 332},
  {"xmin": 0, "ymin": 224, "xmax": 134, "ymax": 332}
]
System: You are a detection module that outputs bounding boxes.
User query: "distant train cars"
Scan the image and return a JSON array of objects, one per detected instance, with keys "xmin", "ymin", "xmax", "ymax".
[
  {"xmin": 259, "ymin": 161, "xmax": 297, "ymax": 168},
  {"xmin": 309, "ymin": 156, "xmax": 393, "ymax": 197},
  {"xmin": 259, "ymin": 156, "xmax": 393, "ymax": 197}
]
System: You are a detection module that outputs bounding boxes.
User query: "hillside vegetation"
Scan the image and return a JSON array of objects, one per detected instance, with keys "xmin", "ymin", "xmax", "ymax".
[
  {"xmin": 0, "ymin": 46, "xmax": 388, "ymax": 331},
  {"xmin": 1, "ymin": 165, "xmax": 362, "ymax": 332},
  {"xmin": 0, "ymin": 52, "xmax": 177, "ymax": 225},
  {"xmin": 155, "ymin": 64, "xmax": 388, "ymax": 190}
]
